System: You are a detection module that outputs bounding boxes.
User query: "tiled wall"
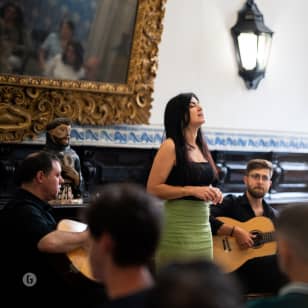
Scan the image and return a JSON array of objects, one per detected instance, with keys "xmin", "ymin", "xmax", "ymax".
[{"xmin": 25, "ymin": 124, "xmax": 308, "ymax": 153}]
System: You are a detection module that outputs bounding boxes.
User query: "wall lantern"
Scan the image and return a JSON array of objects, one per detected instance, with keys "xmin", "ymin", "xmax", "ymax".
[{"xmin": 231, "ymin": 0, "xmax": 273, "ymax": 89}]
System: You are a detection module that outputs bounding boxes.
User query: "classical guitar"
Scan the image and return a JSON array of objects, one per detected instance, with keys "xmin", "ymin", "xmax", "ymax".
[
  {"xmin": 213, "ymin": 216, "xmax": 276, "ymax": 273},
  {"xmin": 57, "ymin": 219, "xmax": 93, "ymax": 281}
]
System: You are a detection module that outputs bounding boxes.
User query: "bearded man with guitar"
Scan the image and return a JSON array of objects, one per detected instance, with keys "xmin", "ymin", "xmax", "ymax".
[{"xmin": 210, "ymin": 159, "xmax": 288, "ymax": 294}]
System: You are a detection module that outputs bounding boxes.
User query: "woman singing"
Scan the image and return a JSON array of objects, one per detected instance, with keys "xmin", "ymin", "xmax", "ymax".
[{"xmin": 147, "ymin": 92, "xmax": 223, "ymax": 269}]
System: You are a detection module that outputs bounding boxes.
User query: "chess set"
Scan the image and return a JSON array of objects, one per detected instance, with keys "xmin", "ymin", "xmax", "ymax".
[{"xmin": 49, "ymin": 183, "xmax": 83, "ymax": 205}]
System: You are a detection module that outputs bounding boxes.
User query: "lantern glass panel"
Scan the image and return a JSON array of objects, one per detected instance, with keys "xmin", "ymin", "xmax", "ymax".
[
  {"xmin": 257, "ymin": 34, "xmax": 272, "ymax": 70},
  {"xmin": 238, "ymin": 33, "xmax": 258, "ymax": 70}
]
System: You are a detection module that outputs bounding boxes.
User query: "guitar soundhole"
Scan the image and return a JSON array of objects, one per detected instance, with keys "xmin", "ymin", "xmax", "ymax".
[{"xmin": 251, "ymin": 230, "xmax": 263, "ymax": 248}]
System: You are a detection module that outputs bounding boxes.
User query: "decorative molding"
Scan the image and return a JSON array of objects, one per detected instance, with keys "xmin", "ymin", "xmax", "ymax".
[
  {"xmin": 27, "ymin": 124, "xmax": 163, "ymax": 148},
  {"xmin": 206, "ymin": 128, "xmax": 308, "ymax": 153},
  {"xmin": 22, "ymin": 124, "xmax": 308, "ymax": 153}
]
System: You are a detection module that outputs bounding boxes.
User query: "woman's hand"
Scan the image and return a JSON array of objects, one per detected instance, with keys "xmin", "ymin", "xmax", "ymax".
[
  {"xmin": 210, "ymin": 186, "xmax": 223, "ymax": 204},
  {"xmin": 191, "ymin": 185, "xmax": 223, "ymax": 204}
]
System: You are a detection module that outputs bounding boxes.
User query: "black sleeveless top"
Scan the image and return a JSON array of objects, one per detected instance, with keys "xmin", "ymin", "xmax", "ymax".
[{"xmin": 166, "ymin": 162, "xmax": 215, "ymax": 200}]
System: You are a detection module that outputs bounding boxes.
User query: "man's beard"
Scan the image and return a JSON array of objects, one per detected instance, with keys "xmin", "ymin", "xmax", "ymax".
[
  {"xmin": 52, "ymin": 135, "xmax": 69, "ymax": 145},
  {"xmin": 247, "ymin": 186, "xmax": 266, "ymax": 199}
]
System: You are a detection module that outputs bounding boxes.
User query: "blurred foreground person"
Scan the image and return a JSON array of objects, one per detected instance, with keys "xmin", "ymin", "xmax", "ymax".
[
  {"xmin": 86, "ymin": 182, "xmax": 164, "ymax": 308},
  {"xmin": 247, "ymin": 205, "xmax": 308, "ymax": 308},
  {"xmin": 147, "ymin": 260, "xmax": 244, "ymax": 308}
]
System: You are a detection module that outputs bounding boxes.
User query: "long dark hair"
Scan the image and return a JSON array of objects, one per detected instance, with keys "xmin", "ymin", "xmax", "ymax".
[
  {"xmin": 164, "ymin": 92, "xmax": 217, "ymax": 178},
  {"xmin": 62, "ymin": 40, "xmax": 84, "ymax": 71}
]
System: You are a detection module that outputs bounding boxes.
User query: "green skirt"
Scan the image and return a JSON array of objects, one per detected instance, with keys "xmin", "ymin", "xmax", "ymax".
[{"xmin": 155, "ymin": 199, "xmax": 213, "ymax": 269}]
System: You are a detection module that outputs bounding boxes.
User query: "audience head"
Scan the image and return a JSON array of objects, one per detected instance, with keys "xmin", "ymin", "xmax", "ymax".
[
  {"xmin": 276, "ymin": 205, "xmax": 308, "ymax": 277},
  {"xmin": 148, "ymin": 260, "xmax": 244, "ymax": 308},
  {"xmin": 46, "ymin": 117, "xmax": 72, "ymax": 146},
  {"xmin": 86, "ymin": 183, "xmax": 163, "ymax": 281}
]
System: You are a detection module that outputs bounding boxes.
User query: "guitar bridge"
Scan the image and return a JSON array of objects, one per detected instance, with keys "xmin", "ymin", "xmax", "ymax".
[
  {"xmin": 222, "ymin": 237, "xmax": 231, "ymax": 252},
  {"xmin": 213, "ymin": 217, "xmax": 276, "ymax": 272}
]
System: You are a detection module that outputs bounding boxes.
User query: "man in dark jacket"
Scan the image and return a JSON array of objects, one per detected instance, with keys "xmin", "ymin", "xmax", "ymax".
[{"xmin": 0, "ymin": 152, "xmax": 105, "ymax": 307}]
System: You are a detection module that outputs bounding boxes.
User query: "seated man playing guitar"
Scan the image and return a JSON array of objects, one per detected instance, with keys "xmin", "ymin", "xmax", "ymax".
[
  {"xmin": 0, "ymin": 152, "xmax": 105, "ymax": 308},
  {"xmin": 210, "ymin": 159, "xmax": 288, "ymax": 294}
]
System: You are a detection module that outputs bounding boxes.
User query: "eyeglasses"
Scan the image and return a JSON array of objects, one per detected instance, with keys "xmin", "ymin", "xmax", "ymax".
[{"xmin": 248, "ymin": 173, "xmax": 271, "ymax": 182}]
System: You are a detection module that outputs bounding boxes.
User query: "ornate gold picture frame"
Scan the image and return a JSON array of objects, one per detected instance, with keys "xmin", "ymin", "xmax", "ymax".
[{"xmin": 0, "ymin": 0, "xmax": 166, "ymax": 142}]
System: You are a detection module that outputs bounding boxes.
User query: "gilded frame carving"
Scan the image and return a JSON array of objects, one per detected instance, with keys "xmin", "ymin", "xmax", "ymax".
[{"xmin": 0, "ymin": 0, "xmax": 166, "ymax": 142}]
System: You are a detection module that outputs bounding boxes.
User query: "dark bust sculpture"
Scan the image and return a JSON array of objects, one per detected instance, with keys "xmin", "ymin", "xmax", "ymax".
[{"xmin": 43, "ymin": 117, "xmax": 84, "ymax": 201}]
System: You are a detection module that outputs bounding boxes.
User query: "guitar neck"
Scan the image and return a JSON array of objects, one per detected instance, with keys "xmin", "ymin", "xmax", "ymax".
[{"xmin": 260, "ymin": 231, "xmax": 275, "ymax": 244}]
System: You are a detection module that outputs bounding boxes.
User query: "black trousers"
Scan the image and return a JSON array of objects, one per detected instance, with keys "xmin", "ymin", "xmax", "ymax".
[{"xmin": 229, "ymin": 255, "xmax": 289, "ymax": 294}]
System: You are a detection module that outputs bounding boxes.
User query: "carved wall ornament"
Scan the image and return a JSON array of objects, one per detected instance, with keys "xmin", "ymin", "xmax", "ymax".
[{"xmin": 0, "ymin": 0, "xmax": 167, "ymax": 142}]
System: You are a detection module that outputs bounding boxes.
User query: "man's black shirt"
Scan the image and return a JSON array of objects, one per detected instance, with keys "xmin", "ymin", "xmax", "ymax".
[{"xmin": 210, "ymin": 193, "xmax": 288, "ymax": 294}]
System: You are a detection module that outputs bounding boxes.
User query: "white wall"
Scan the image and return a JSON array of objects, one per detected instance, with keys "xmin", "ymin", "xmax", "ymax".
[{"xmin": 151, "ymin": 0, "xmax": 308, "ymax": 134}]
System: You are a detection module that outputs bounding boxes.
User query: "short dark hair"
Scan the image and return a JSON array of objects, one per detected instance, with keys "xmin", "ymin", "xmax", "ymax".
[
  {"xmin": 246, "ymin": 159, "xmax": 273, "ymax": 177},
  {"xmin": 14, "ymin": 151, "xmax": 60, "ymax": 185},
  {"xmin": 147, "ymin": 260, "xmax": 244, "ymax": 308},
  {"xmin": 86, "ymin": 183, "xmax": 163, "ymax": 266},
  {"xmin": 276, "ymin": 205, "xmax": 308, "ymax": 262}
]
